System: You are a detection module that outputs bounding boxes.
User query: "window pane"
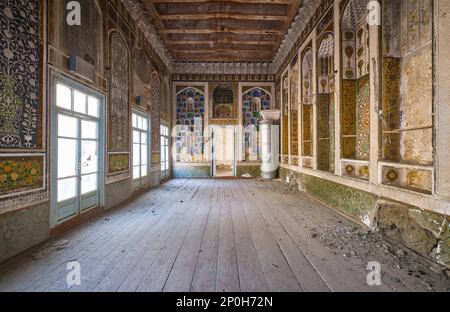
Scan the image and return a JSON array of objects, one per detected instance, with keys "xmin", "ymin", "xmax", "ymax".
[
  {"xmin": 141, "ymin": 133, "xmax": 147, "ymax": 145},
  {"xmin": 165, "ymin": 145, "xmax": 169, "ymax": 163},
  {"xmin": 88, "ymin": 96, "xmax": 99, "ymax": 117},
  {"xmin": 133, "ymin": 166, "xmax": 140, "ymax": 179},
  {"xmin": 81, "ymin": 140, "xmax": 98, "ymax": 174},
  {"xmin": 58, "ymin": 115, "xmax": 78, "ymax": 138},
  {"xmin": 141, "ymin": 144, "xmax": 148, "ymax": 166},
  {"xmin": 132, "ymin": 114, "xmax": 138, "ymax": 128},
  {"xmin": 81, "ymin": 120, "xmax": 97, "ymax": 139},
  {"xmin": 58, "ymin": 177, "xmax": 77, "ymax": 202},
  {"xmin": 141, "ymin": 165, "xmax": 148, "ymax": 177},
  {"xmin": 143, "ymin": 118, "xmax": 148, "ymax": 131},
  {"xmin": 74, "ymin": 91, "xmax": 87, "ymax": 114},
  {"xmin": 161, "ymin": 147, "xmax": 166, "ymax": 163},
  {"xmin": 56, "ymin": 84, "xmax": 71, "ymax": 109},
  {"xmin": 81, "ymin": 173, "xmax": 97, "ymax": 195},
  {"xmin": 133, "ymin": 130, "xmax": 140, "ymax": 144},
  {"xmin": 58, "ymin": 138, "xmax": 77, "ymax": 178},
  {"xmin": 133, "ymin": 144, "xmax": 140, "ymax": 166}
]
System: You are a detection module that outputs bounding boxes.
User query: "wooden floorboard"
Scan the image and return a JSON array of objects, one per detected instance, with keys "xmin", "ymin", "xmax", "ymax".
[{"xmin": 0, "ymin": 179, "xmax": 448, "ymax": 292}]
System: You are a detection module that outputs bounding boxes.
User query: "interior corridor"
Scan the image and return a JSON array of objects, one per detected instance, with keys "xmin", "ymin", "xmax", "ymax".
[{"xmin": 0, "ymin": 179, "xmax": 448, "ymax": 292}]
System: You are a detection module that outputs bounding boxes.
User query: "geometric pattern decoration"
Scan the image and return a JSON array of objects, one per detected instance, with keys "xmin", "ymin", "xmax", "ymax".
[
  {"xmin": 0, "ymin": 0, "xmax": 42, "ymax": 149},
  {"xmin": 108, "ymin": 31, "xmax": 129, "ymax": 154}
]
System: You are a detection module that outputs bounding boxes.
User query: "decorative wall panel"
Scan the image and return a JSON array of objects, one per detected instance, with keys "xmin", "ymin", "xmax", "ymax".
[
  {"xmin": 151, "ymin": 73, "xmax": 161, "ymax": 156},
  {"xmin": 0, "ymin": 0, "xmax": 42, "ymax": 149},
  {"xmin": 213, "ymin": 84, "xmax": 234, "ymax": 119},
  {"xmin": 0, "ymin": 155, "xmax": 45, "ymax": 198},
  {"xmin": 108, "ymin": 31, "xmax": 129, "ymax": 156},
  {"xmin": 176, "ymin": 87, "xmax": 205, "ymax": 162},
  {"xmin": 317, "ymin": 33, "xmax": 334, "ymax": 172},
  {"xmin": 281, "ymin": 74, "xmax": 289, "ymax": 162},
  {"xmin": 381, "ymin": 165, "xmax": 433, "ymax": 194},
  {"xmin": 242, "ymin": 87, "xmax": 271, "ymax": 161},
  {"xmin": 341, "ymin": 0, "xmax": 370, "ymax": 163},
  {"xmin": 382, "ymin": 1, "xmax": 433, "ymax": 166},
  {"xmin": 133, "ymin": 44, "xmax": 151, "ymax": 110},
  {"xmin": 301, "ymin": 49, "xmax": 313, "ymax": 158},
  {"xmin": 242, "ymin": 87, "xmax": 272, "ymax": 161},
  {"xmin": 341, "ymin": 160, "xmax": 369, "ymax": 180},
  {"xmin": 297, "ymin": 172, "xmax": 377, "ymax": 225},
  {"xmin": 242, "ymin": 88, "xmax": 271, "ymax": 128},
  {"xmin": 382, "ymin": 57, "xmax": 401, "ymax": 162},
  {"xmin": 60, "ymin": 0, "xmax": 101, "ymax": 70},
  {"xmin": 108, "ymin": 153, "xmax": 130, "ymax": 174},
  {"xmin": 355, "ymin": 75, "xmax": 370, "ymax": 160},
  {"xmin": 341, "ymin": 80, "xmax": 356, "ymax": 158}
]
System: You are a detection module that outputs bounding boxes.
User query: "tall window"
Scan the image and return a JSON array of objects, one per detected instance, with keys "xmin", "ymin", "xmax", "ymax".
[
  {"xmin": 132, "ymin": 112, "xmax": 149, "ymax": 189},
  {"xmin": 52, "ymin": 80, "xmax": 103, "ymax": 225},
  {"xmin": 161, "ymin": 125, "xmax": 170, "ymax": 179}
]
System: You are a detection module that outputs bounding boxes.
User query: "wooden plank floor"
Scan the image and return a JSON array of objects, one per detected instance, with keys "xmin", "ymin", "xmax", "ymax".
[{"xmin": 0, "ymin": 179, "xmax": 448, "ymax": 292}]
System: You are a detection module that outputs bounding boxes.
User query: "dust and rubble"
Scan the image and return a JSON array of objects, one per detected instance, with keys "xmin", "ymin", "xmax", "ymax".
[{"xmin": 255, "ymin": 178, "xmax": 450, "ymax": 291}]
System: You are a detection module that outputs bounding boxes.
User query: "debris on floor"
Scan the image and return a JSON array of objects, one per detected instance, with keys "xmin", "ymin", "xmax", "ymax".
[
  {"xmin": 256, "ymin": 178, "xmax": 450, "ymax": 291},
  {"xmin": 30, "ymin": 240, "xmax": 69, "ymax": 260}
]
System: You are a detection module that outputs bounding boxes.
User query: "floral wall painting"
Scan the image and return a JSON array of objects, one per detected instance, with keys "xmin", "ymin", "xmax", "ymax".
[
  {"xmin": 0, "ymin": 0, "xmax": 42, "ymax": 150},
  {"xmin": 108, "ymin": 31, "xmax": 129, "ymax": 155},
  {"xmin": 0, "ymin": 154, "xmax": 45, "ymax": 198},
  {"xmin": 108, "ymin": 153, "xmax": 130, "ymax": 175}
]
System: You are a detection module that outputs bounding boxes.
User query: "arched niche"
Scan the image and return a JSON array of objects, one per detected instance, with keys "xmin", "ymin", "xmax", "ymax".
[
  {"xmin": 175, "ymin": 87, "xmax": 206, "ymax": 162},
  {"xmin": 213, "ymin": 84, "xmax": 234, "ymax": 118},
  {"xmin": 380, "ymin": 0, "xmax": 433, "ymax": 194},
  {"xmin": 340, "ymin": 0, "xmax": 370, "ymax": 164},
  {"xmin": 281, "ymin": 72, "xmax": 289, "ymax": 162},
  {"xmin": 242, "ymin": 87, "xmax": 272, "ymax": 161},
  {"xmin": 316, "ymin": 32, "xmax": 335, "ymax": 173},
  {"xmin": 290, "ymin": 57, "xmax": 300, "ymax": 163},
  {"xmin": 301, "ymin": 47, "xmax": 313, "ymax": 159}
]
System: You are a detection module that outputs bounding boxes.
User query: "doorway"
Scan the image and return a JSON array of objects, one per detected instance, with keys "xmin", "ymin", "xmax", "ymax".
[
  {"xmin": 51, "ymin": 76, "xmax": 105, "ymax": 226},
  {"xmin": 211, "ymin": 125, "xmax": 236, "ymax": 177},
  {"xmin": 132, "ymin": 111, "xmax": 150, "ymax": 190}
]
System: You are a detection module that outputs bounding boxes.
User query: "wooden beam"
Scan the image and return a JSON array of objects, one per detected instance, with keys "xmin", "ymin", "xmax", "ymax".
[
  {"xmin": 147, "ymin": 0, "xmax": 292, "ymax": 4},
  {"xmin": 173, "ymin": 49, "xmax": 274, "ymax": 55},
  {"xmin": 167, "ymin": 40, "xmax": 278, "ymax": 45},
  {"xmin": 159, "ymin": 13, "xmax": 286, "ymax": 21},
  {"xmin": 161, "ymin": 29, "xmax": 283, "ymax": 35}
]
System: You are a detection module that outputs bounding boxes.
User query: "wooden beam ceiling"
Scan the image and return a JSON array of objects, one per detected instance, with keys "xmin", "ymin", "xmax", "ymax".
[{"xmin": 143, "ymin": 0, "xmax": 302, "ymax": 62}]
